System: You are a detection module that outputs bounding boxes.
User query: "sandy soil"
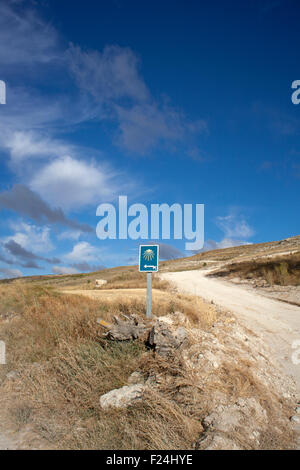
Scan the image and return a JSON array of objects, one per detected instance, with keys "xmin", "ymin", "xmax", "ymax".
[
  {"xmin": 160, "ymin": 270, "xmax": 300, "ymax": 394},
  {"xmin": 0, "ymin": 433, "xmax": 14, "ymax": 450}
]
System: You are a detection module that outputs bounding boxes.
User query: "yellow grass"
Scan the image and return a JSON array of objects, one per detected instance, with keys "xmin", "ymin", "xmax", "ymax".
[
  {"xmin": 0, "ymin": 281, "xmax": 216, "ymax": 449},
  {"xmin": 0, "ymin": 277, "xmax": 295, "ymax": 450}
]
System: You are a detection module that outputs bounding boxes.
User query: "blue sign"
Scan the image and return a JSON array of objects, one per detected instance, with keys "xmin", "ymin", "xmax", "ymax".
[{"xmin": 139, "ymin": 245, "xmax": 159, "ymax": 272}]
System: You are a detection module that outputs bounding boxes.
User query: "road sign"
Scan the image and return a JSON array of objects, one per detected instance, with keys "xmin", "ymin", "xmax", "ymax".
[{"xmin": 139, "ymin": 245, "xmax": 159, "ymax": 272}]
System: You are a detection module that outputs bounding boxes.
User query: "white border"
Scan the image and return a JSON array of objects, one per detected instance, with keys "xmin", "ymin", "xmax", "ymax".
[{"xmin": 139, "ymin": 244, "xmax": 159, "ymax": 272}]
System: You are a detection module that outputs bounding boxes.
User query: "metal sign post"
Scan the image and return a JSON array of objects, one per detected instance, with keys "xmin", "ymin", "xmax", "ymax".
[
  {"xmin": 146, "ymin": 272, "xmax": 152, "ymax": 318},
  {"xmin": 139, "ymin": 245, "xmax": 159, "ymax": 319},
  {"xmin": 0, "ymin": 340, "xmax": 6, "ymax": 365}
]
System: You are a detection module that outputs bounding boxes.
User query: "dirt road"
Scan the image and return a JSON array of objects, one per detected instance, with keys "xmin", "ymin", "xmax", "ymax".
[
  {"xmin": 161, "ymin": 270, "xmax": 300, "ymax": 393},
  {"xmin": 0, "ymin": 433, "xmax": 14, "ymax": 450}
]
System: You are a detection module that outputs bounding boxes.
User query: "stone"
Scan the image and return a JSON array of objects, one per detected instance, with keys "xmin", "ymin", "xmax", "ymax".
[
  {"xmin": 128, "ymin": 371, "xmax": 145, "ymax": 385},
  {"xmin": 95, "ymin": 279, "xmax": 107, "ymax": 287},
  {"xmin": 6, "ymin": 370, "xmax": 19, "ymax": 380},
  {"xmin": 290, "ymin": 415, "xmax": 300, "ymax": 424},
  {"xmin": 100, "ymin": 384, "xmax": 145, "ymax": 409},
  {"xmin": 105, "ymin": 316, "xmax": 147, "ymax": 341},
  {"xmin": 206, "ymin": 435, "xmax": 242, "ymax": 450},
  {"xmin": 148, "ymin": 321, "xmax": 185, "ymax": 356},
  {"xmin": 174, "ymin": 326, "xmax": 188, "ymax": 346}
]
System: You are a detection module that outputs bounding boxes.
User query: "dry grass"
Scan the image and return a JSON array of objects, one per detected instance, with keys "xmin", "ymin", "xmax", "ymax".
[
  {"xmin": 91, "ymin": 272, "xmax": 170, "ymax": 291},
  {"xmin": 0, "ymin": 277, "xmax": 296, "ymax": 450},
  {"xmin": 0, "ymin": 280, "xmax": 216, "ymax": 449},
  {"xmin": 210, "ymin": 253, "xmax": 300, "ymax": 286}
]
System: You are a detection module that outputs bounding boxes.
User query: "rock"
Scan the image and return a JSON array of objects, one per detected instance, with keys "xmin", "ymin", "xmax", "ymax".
[
  {"xmin": 6, "ymin": 370, "xmax": 19, "ymax": 380},
  {"xmin": 174, "ymin": 326, "xmax": 188, "ymax": 346},
  {"xmin": 95, "ymin": 279, "xmax": 107, "ymax": 287},
  {"xmin": 106, "ymin": 316, "xmax": 147, "ymax": 341},
  {"xmin": 198, "ymin": 434, "xmax": 242, "ymax": 450},
  {"xmin": 148, "ymin": 321, "xmax": 183, "ymax": 356},
  {"xmin": 295, "ymin": 406, "xmax": 300, "ymax": 414},
  {"xmin": 157, "ymin": 315, "xmax": 174, "ymax": 325},
  {"xmin": 128, "ymin": 371, "xmax": 145, "ymax": 385},
  {"xmin": 203, "ymin": 407, "xmax": 241, "ymax": 433},
  {"xmin": 100, "ymin": 384, "xmax": 145, "ymax": 409},
  {"xmin": 290, "ymin": 415, "xmax": 300, "ymax": 424}
]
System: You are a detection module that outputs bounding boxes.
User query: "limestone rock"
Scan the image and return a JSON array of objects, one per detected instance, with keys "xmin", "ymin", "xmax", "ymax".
[
  {"xmin": 106, "ymin": 316, "xmax": 147, "ymax": 341},
  {"xmin": 100, "ymin": 384, "xmax": 145, "ymax": 409},
  {"xmin": 148, "ymin": 321, "xmax": 187, "ymax": 356}
]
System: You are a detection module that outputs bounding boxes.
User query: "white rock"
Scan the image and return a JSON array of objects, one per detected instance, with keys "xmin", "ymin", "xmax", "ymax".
[
  {"xmin": 95, "ymin": 279, "xmax": 107, "ymax": 287},
  {"xmin": 290, "ymin": 415, "xmax": 300, "ymax": 424},
  {"xmin": 100, "ymin": 384, "xmax": 144, "ymax": 409},
  {"xmin": 6, "ymin": 370, "xmax": 19, "ymax": 380}
]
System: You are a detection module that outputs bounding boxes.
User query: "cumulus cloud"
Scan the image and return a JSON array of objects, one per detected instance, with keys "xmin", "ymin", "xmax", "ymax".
[
  {"xmin": 30, "ymin": 156, "xmax": 118, "ymax": 210},
  {"xmin": 7, "ymin": 221, "xmax": 54, "ymax": 253},
  {"xmin": 0, "ymin": 185, "xmax": 93, "ymax": 232},
  {"xmin": 6, "ymin": 131, "xmax": 74, "ymax": 164},
  {"xmin": 0, "ymin": 222, "xmax": 60, "ymax": 270},
  {"xmin": 0, "ymin": 2, "xmax": 208, "ymax": 275},
  {"xmin": 64, "ymin": 241, "xmax": 103, "ymax": 264}
]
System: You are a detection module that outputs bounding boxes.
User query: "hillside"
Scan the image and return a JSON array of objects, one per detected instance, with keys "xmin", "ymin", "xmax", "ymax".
[{"xmin": 0, "ymin": 236, "xmax": 299, "ymax": 450}]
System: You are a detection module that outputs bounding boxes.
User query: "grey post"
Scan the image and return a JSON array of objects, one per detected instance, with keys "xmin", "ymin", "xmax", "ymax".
[
  {"xmin": 0, "ymin": 340, "xmax": 6, "ymax": 365},
  {"xmin": 146, "ymin": 272, "xmax": 152, "ymax": 318}
]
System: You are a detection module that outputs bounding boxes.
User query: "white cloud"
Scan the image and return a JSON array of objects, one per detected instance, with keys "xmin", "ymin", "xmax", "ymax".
[
  {"xmin": 196, "ymin": 211, "xmax": 255, "ymax": 254},
  {"xmin": 216, "ymin": 213, "xmax": 254, "ymax": 239},
  {"xmin": 64, "ymin": 241, "xmax": 103, "ymax": 264},
  {"xmin": 0, "ymin": 1, "xmax": 59, "ymax": 66},
  {"xmin": 30, "ymin": 155, "xmax": 118, "ymax": 210},
  {"xmin": 57, "ymin": 230, "xmax": 82, "ymax": 241},
  {"xmin": 68, "ymin": 44, "xmax": 208, "ymax": 154},
  {"xmin": 52, "ymin": 266, "xmax": 79, "ymax": 275},
  {"xmin": 0, "ymin": 1, "xmax": 203, "ymax": 225},
  {"xmin": 115, "ymin": 103, "xmax": 206, "ymax": 154},
  {"xmin": 6, "ymin": 221, "xmax": 54, "ymax": 253},
  {"xmin": 6, "ymin": 131, "xmax": 73, "ymax": 164},
  {"xmin": 68, "ymin": 44, "xmax": 149, "ymax": 104},
  {"xmin": 201, "ymin": 238, "xmax": 251, "ymax": 252}
]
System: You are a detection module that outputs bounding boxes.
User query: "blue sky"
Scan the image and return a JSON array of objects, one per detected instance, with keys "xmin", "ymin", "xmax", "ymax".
[{"xmin": 0, "ymin": 0, "xmax": 299, "ymax": 277}]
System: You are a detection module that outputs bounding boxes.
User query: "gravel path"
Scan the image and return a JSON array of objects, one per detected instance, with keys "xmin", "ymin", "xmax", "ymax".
[
  {"xmin": 0, "ymin": 432, "xmax": 15, "ymax": 450},
  {"xmin": 161, "ymin": 269, "xmax": 300, "ymax": 393}
]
